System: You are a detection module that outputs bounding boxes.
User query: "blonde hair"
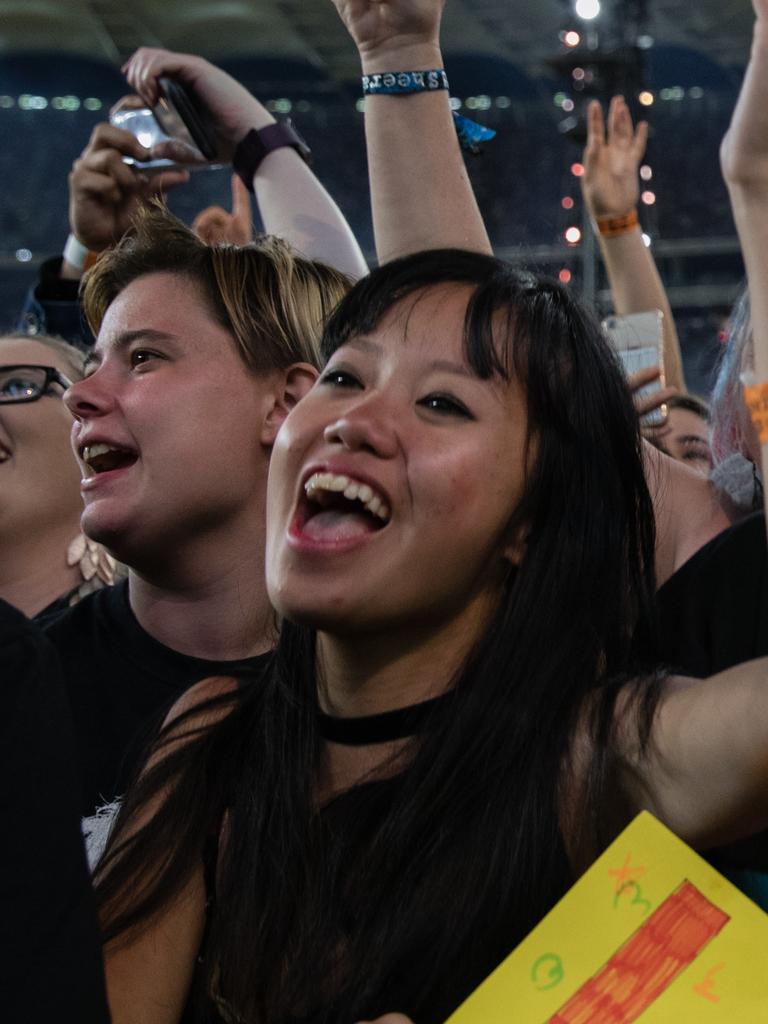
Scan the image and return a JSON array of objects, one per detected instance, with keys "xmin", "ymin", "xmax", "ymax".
[
  {"xmin": 1, "ymin": 332, "xmax": 86, "ymax": 381},
  {"xmin": 82, "ymin": 203, "xmax": 352, "ymax": 372}
]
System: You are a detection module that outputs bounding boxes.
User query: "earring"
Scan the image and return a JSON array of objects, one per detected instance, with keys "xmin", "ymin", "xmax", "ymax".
[{"xmin": 67, "ymin": 533, "xmax": 119, "ymax": 604}]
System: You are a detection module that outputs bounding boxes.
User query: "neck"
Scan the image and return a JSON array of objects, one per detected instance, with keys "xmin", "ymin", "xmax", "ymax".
[
  {"xmin": 127, "ymin": 516, "xmax": 275, "ymax": 661},
  {"xmin": 315, "ymin": 590, "xmax": 499, "ymax": 801},
  {"xmin": 316, "ymin": 589, "xmax": 498, "ymax": 718},
  {"xmin": 0, "ymin": 519, "xmax": 82, "ymax": 618}
]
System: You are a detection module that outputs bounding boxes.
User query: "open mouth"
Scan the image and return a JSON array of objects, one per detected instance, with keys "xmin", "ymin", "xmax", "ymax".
[
  {"xmin": 296, "ymin": 471, "xmax": 390, "ymax": 543},
  {"xmin": 80, "ymin": 442, "xmax": 138, "ymax": 476}
]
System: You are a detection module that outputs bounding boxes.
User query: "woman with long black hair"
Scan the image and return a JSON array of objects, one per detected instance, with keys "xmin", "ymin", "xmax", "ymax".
[{"xmin": 95, "ymin": 248, "xmax": 768, "ymax": 1024}]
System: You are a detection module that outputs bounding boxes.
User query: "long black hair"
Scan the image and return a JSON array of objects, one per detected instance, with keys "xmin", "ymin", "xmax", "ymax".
[{"xmin": 95, "ymin": 250, "xmax": 660, "ymax": 1024}]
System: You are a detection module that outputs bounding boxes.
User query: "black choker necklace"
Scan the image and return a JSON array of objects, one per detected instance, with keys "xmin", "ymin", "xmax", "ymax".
[{"xmin": 317, "ymin": 692, "xmax": 450, "ymax": 746}]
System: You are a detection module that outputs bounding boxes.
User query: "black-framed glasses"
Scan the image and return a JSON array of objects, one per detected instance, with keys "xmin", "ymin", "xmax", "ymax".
[{"xmin": 0, "ymin": 364, "xmax": 73, "ymax": 405}]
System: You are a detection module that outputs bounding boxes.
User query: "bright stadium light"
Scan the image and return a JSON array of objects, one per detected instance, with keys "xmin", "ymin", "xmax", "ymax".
[{"xmin": 575, "ymin": 0, "xmax": 601, "ymax": 20}]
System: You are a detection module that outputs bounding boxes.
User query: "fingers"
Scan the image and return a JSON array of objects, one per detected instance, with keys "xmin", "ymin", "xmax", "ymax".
[
  {"xmin": 583, "ymin": 99, "xmax": 605, "ymax": 164},
  {"xmin": 122, "ymin": 47, "xmax": 203, "ymax": 107},
  {"xmin": 191, "ymin": 206, "xmax": 230, "ymax": 245},
  {"xmin": 191, "ymin": 183, "xmax": 252, "ymax": 246},
  {"xmin": 149, "ymin": 138, "xmax": 207, "ymax": 166},
  {"xmin": 627, "ymin": 364, "xmax": 678, "ymax": 417},
  {"xmin": 231, "ymin": 173, "xmax": 250, "ymax": 220},
  {"xmin": 607, "ymin": 94, "xmax": 632, "ymax": 144},
  {"xmin": 633, "ymin": 119, "xmax": 649, "ymax": 161},
  {"xmin": 109, "ymin": 93, "xmax": 146, "ymax": 116},
  {"xmin": 84, "ymin": 122, "xmax": 150, "ymax": 164},
  {"xmin": 627, "ymin": 364, "xmax": 662, "ymax": 391},
  {"xmin": 142, "ymin": 168, "xmax": 191, "ymax": 197},
  {"xmin": 634, "ymin": 385, "xmax": 679, "ymax": 417},
  {"xmin": 230, "ymin": 174, "xmax": 253, "ymax": 237},
  {"xmin": 68, "ymin": 168, "xmax": 124, "ymax": 209},
  {"xmin": 75, "ymin": 144, "xmax": 140, "ymax": 194}
]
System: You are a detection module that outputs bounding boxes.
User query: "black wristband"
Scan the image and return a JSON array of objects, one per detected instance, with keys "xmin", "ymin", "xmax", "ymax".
[{"xmin": 232, "ymin": 120, "xmax": 312, "ymax": 191}]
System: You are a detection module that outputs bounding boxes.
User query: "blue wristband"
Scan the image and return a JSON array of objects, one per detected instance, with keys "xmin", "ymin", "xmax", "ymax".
[{"xmin": 362, "ymin": 69, "xmax": 449, "ymax": 95}]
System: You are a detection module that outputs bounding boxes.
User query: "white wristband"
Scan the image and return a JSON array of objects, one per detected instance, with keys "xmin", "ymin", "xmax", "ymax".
[{"xmin": 63, "ymin": 233, "xmax": 89, "ymax": 270}]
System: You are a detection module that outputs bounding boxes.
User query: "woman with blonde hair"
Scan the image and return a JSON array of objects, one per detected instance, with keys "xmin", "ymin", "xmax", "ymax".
[{"xmin": 0, "ymin": 331, "xmax": 115, "ymax": 619}]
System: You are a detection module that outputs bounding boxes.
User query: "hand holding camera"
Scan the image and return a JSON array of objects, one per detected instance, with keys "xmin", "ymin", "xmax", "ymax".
[
  {"xmin": 67, "ymin": 118, "xmax": 190, "ymax": 253},
  {"xmin": 122, "ymin": 48, "xmax": 277, "ymax": 163}
]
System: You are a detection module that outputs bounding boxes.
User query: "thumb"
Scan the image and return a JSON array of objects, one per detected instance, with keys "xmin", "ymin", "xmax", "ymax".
[{"xmin": 230, "ymin": 173, "xmax": 252, "ymax": 225}]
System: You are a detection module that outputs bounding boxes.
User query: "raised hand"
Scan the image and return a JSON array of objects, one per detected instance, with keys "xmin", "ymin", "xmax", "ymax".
[
  {"xmin": 581, "ymin": 96, "xmax": 648, "ymax": 220},
  {"xmin": 627, "ymin": 364, "xmax": 678, "ymax": 425},
  {"xmin": 720, "ymin": 1, "xmax": 768, "ymax": 192},
  {"xmin": 68, "ymin": 121, "xmax": 189, "ymax": 252},
  {"xmin": 191, "ymin": 174, "xmax": 253, "ymax": 246},
  {"xmin": 122, "ymin": 48, "xmax": 273, "ymax": 159},
  {"xmin": 329, "ymin": 0, "xmax": 445, "ymax": 67}
]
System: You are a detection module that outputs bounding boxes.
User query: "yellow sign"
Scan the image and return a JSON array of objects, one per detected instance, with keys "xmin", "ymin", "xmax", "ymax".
[{"xmin": 446, "ymin": 813, "xmax": 768, "ymax": 1023}]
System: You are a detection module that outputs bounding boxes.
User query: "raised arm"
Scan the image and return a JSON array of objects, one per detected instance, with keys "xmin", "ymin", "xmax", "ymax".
[
  {"xmin": 582, "ymin": 97, "xmax": 686, "ymax": 392},
  {"xmin": 330, "ymin": 0, "xmax": 491, "ymax": 261},
  {"xmin": 721, "ymin": 1, "xmax": 768, "ymax": 528},
  {"xmin": 123, "ymin": 48, "xmax": 368, "ymax": 279},
  {"xmin": 622, "ymin": 658, "xmax": 768, "ymax": 850}
]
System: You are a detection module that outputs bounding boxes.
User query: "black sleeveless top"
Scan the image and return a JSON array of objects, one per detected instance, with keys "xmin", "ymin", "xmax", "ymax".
[{"xmin": 183, "ymin": 700, "xmax": 573, "ymax": 1024}]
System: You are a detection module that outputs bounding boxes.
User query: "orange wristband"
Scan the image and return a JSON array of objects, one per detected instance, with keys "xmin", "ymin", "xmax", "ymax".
[
  {"xmin": 596, "ymin": 209, "xmax": 639, "ymax": 238},
  {"xmin": 744, "ymin": 381, "xmax": 768, "ymax": 445}
]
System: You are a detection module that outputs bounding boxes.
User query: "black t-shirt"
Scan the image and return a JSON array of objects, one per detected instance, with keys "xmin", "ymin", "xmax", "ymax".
[
  {"xmin": 0, "ymin": 599, "xmax": 109, "ymax": 1021},
  {"xmin": 42, "ymin": 579, "xmax": 269, "ymax": 816},
  {"xmin": 656, "ymin": 511, "xmax": 768, "ymax": 893},
  {"xmin": 656, "ymin": 511, "xmax": 768, "ymax": 677}
]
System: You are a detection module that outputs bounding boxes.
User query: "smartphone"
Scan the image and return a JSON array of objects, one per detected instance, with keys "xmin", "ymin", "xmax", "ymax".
[
  {"xmin": 110, "ymin": 106, "xmax": 180, "ymax": 172},
  {"xmin": 154, "ymin": 77, "xmax": 218, "ymax": 161},
  {"xmin": 602, "ymin": 310, "xmax": 666, "ymax": 426},
  {"xmin": 110, "ymin": 78, "xmax": 218, "ymax": 172}
]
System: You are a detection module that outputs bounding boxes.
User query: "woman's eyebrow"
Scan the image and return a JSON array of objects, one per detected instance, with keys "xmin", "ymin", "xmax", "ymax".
[
  {"xmin": 428, "ymin": 359, "xmax": 473, "ymax": 379},
  {"xmin": 344, "ymin": 336, "xmax": 382, "ymax": 356},
  {"xmin": 344, "ymin": 338, "xmax": 473, "ymax": 379},
  {"xmin": 86, "ymin": 329, "xmax": 178, "ymax": 371}
]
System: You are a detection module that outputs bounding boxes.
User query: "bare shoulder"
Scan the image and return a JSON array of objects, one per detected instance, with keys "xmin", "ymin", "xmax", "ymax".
[{"xmin": 643, "ymin": 441, "xmax": 730, "ymax": 585}]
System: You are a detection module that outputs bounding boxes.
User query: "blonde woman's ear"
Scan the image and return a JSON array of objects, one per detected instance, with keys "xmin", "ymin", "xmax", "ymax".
[{"xmin": 260, "ymin": 363, "xmax": 318, "ymax": 445}]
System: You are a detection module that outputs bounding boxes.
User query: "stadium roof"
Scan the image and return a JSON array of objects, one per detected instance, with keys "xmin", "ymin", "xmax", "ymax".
[{"xmin": 0, "ymin": 1, "xmax": 754, "ymax": 85}]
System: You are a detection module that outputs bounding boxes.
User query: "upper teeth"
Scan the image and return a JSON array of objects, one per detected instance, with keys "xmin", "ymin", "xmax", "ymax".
[
  {"xmin": 82, "ymin": 442, "xmax": 122, "ymax": 463},
  {"xmin": 304, "ymin": 472, "xmax": 390, "ymax": 521}
]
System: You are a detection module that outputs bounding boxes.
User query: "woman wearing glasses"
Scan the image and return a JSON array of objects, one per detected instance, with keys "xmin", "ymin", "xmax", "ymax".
[{"xmin": 0, "ymin": 333, "xmax": 115, "ymax": 618}]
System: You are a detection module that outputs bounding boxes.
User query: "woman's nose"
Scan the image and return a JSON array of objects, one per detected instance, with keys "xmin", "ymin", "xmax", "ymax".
[
  {"xmin": 323, "ymin": 398, "xmax": 399, "ymax": 458},
  {"xmin": 63, "ymin": 371, "xmax": 112, "ymax": 420}
]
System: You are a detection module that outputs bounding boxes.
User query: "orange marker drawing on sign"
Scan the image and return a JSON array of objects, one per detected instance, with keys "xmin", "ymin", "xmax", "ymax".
[
  {"xmin": 548, "ymin": 881, "xmax": 729, "ymax": 1023},
  {"xmin": 608, "ymin": 852, "xmax": 646, "ymax": 893},
  {"xmin": 694, "ymin": 962, "xmax": 725, "ymax": 1004}
]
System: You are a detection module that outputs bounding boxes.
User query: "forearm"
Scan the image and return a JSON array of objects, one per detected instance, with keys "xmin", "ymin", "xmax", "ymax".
[
  {"xmin": 632, "ymin": 661, "xmax": 768, "ymax": 849},
  {"xmin": 599, "ymin": 225, "xmax": 685, "ymax": 391},
  {"xmin": 254, "ymin": 149, "xmax": 368, "ymax": 279},
  {"xmin": 728, "ymin": 192, "xmax": 768, "ymax": 543},
  {"xmin": 361, "ymin": 42, "xmax": 491, "ymax": 263},
  {"xmin": 228, "ymin": 91, "xmax": 365, "ymax": 278},
  {"xmin": 721, "ymin": 16, "xmax": 768, "ymax": 536}
]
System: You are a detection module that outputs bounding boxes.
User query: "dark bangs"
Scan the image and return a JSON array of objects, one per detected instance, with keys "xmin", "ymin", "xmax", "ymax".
[{"xmin": 321, "ymin": 248, "xmax": 524, "ymax": 379}]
